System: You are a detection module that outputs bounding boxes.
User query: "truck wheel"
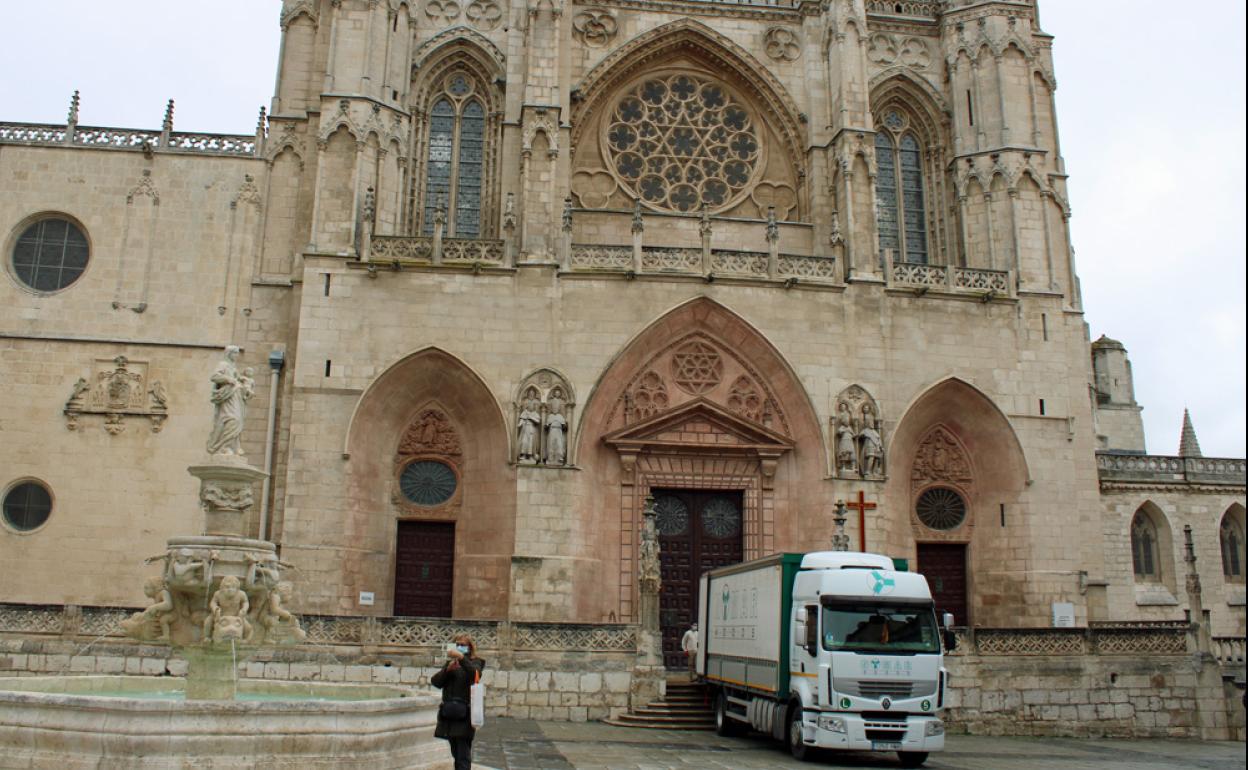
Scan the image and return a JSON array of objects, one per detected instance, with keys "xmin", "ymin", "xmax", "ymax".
[
  {"xmin": 897, "ymin": 751, "xmax": 929, "ymax": 768},
  {"xmin": 714, "ymin": 692, "xmax": 740, "ymax": 737},
  {"xmin": 787, "ymin": 705, "xmax": 811, "ymax": 761}
]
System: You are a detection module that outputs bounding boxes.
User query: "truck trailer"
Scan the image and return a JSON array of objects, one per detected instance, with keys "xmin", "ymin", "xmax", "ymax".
[{"xmin": 695, "ymin": 551, "xmax": 955, "ymax": 767}]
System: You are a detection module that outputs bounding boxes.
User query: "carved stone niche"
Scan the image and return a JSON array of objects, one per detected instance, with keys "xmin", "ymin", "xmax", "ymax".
[
  {"xmin": 513, "ymin": 369, "xmax": 576, "ymax": 467},
  {"xmin": 832, "ymin": 384, "xmax": 884, "ymax": 479},
  {"xmin": 64, "ymin": 355, "xmax": 169, "ymax": 434}
]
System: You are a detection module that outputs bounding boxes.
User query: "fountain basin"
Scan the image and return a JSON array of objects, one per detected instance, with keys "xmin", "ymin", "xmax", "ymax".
[{"xmin": 0, "ymin": 676, "xmax": 453, "ymax": 769}]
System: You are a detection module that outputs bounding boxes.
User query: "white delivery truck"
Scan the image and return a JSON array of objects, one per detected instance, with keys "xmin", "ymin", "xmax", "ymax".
[{"xmin": 696, "ymin": 551, "xmax": 956, "ymax": 767}]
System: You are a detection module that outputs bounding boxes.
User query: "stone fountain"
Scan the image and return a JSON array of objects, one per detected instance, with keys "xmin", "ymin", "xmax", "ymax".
[{"xmin": 0, "ymin": 346, "xmax": 451, "ymax": 769}]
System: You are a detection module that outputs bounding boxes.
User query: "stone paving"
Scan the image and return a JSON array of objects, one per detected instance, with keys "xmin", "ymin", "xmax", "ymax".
[{"xmin": 472, "ymin": 718, "xmax": 1246, "ymax": 770}]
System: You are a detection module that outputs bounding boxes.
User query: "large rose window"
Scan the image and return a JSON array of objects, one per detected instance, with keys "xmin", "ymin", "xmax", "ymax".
[{"xmin": 604, "ymin": 73, "xmax": 761, "ymax": 213}]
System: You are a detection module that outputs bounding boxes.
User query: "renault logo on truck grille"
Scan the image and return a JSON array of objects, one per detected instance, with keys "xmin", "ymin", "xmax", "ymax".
[{"xmin": 881, "ymin": 697, "xmax": 892, "ymax": 710}]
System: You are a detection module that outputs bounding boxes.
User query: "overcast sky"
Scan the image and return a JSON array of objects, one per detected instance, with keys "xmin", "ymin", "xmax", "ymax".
[{"xmin": 1, "ymin": 1, "xmax": 1243, "ymax": 457}]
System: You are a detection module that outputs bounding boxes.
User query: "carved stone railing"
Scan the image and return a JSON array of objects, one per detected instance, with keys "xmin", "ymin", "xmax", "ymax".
[
  {"xmin": 963, "ymin": 623, "xmax": 1190, "ymax": 657},
  {"xmin": 891, "ymin": 261, "xmax": 949, "ymax": 287},
  {"xmin": 640, "ymin": 247, "xmax": 701, "ymax": 273},
  {"xmin": 570, "ymin": 244, "xmax": 633, "ymax": 271},
  {"xmin": 865, "ymin": 0, "xmax": 942, "ymax": 18},
  {"xmin": 1213, "ymin": 636, "xmax": 1246, "ymax": 667},
  {"xmin": 778, "ymin": 254, "xmax": 837, "ymax": 281},
  {"xmin": 710, "ymin": 249, "xmax": 769, "ymax": 277},
  {"xmin": 368, "ymin": 235, "xmax": 505, "ymax": 266},
  {"xmin": 1096, "ymin": 453, "xmax": 1247, "ymax": 486},
  {"xmin": 0, "ymin": 602, "xmax": 636, "ymax": 655},
  {"xmin": 512, "ymin": 623, "xmax": 637, "ymax": 652},
  {"xmin": 0, "ymin": 121, "xmax": 257, "ymax": 157},
  {"xmin": 954, "ymin": 267, "xmax": 1010, "ymax": 293}
]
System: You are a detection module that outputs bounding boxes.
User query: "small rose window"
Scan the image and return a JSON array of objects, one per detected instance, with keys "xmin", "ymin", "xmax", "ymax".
[{"xmin": 399, "ymin": 460, "xmax": 458, "ymax": 507}]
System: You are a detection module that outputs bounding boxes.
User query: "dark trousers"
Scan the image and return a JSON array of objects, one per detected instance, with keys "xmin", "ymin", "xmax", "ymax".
[{"xmin": 448, "ymin": 734, "xmax": 473, "ymax": 770}]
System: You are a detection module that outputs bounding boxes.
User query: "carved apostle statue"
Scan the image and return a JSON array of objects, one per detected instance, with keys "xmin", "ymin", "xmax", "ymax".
[
  {"xmin": 516, "ymin": 388, "xmax": 542, "ymax": 463},
  {"xmin": 835, "ymin": 402, "xmax": 859, "ymax": 475},
  {"xmin": 859, "ymin": 404, "xmax": 884, "ymax": 477},
  {"xmin": 545, "ymin": 388, "xmax": 568, "ymax": 466}
]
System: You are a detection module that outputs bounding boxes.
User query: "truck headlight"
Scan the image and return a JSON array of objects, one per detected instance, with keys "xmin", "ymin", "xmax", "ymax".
[
  {"xmin": 924, "ymin": 720, "xmax": 945, "ymax": 737},
  {"xmin": 818, "ymin": 716, "xmax": 847, "ymax": 733}
]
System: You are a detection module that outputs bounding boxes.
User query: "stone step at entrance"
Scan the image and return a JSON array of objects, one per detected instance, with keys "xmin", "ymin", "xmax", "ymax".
[{"xmin": 602, "ymin": 680, "xmax": 714, "ymax": 730}]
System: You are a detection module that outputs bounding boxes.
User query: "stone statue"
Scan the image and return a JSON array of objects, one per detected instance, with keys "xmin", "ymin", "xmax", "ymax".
[
  {"xmin": 638, "ymin": 502, "xmax": 661, "ymax": 595},
  {"xmin": 835, "ymin": 402, "xmax": 858, "ymax": 474},
  {"xmin": 859, "ymin": 404, "xmax": 884, "ymax": 477},
  {"xmin": 246, "ymin": 553, "xmax": 280, "ymax": 589},
  {"xmin": 517, "ymin": 387, "xmax": 542, "ymax": 463},
  {"xmin": 166, "ymin": 548, "xmax": 208, "ymax": 589},
  {"xmin": 206, "ymin": 345, "xmax": 254, "ymax": 456},
  {"xmin": 66, "ymin": 377, "xmax": 90, "ymax": 410},
  {"xmin": 545, "ymin": 388, "xmax": 568, "ymax": 466},
  {"xmin": 256, "ymin": 581, "xmax": 306, "ymax": 644},
  {"xmin": 121, "ymin": 576, "xmax": 176, "ymax": 642},
  {"xmin": 203, "ymin": 575, "xmax": 251, "ymax": 643}
]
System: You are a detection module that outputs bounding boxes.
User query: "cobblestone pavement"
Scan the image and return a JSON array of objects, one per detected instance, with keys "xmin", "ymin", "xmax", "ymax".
[{"xmin": 472, "ymin": 719, "xmax": 1245, "ymax": 770}]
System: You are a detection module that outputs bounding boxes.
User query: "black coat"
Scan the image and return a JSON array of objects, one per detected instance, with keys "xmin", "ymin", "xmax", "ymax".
[{"xmin": 431, "ymin": 656, "xmax": 485, "ymax": 739}]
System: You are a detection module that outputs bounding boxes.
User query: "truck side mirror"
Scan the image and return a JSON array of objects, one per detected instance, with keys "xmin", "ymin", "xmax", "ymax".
[
  {"xmin": 942, "ymin": 612, "xmax": 955, "ymax": 629},
  {"xmin": 943, "ymin": 628, "xmax": 958, "ymax": 651}
]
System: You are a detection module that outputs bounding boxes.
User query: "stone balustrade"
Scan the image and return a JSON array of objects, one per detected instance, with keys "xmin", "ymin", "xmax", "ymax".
[
  {"xmin": 888, "ymin": 258, "xmax": 1014, "ymax": 299},
  {"xmin": 1096, "ymin": 452, "xmax": 1247, "ymax": 486},
  {"xmin": 0, "ymin": 602, "xmax": 636, "ymax": 655},
  {"xmin": 368, "ymin": 235, "xmax": 507, "ymax": 267},
  {"xmin": 947, "ymin": 622, "xmax": 1191, "ymax": 657},
  {"xmin": 569, "ymin": 243, "xmax": 837, "ymax": 284},
  {"xmin": 865, "ymin": 0, "xmax": 943, "ymax": 18},
  {"xmin": 1213, "ymin": 635, "xmax": 1246, "ymax": 667},
  {"xmin": 0, "ymin": 121, "xmax": 258, "ymax": 157}
]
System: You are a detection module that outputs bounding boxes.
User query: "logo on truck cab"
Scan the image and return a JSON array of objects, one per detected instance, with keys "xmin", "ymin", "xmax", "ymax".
[{"xmin": 869, "ymin": 570, "xmax": 896, "ymax": 595}]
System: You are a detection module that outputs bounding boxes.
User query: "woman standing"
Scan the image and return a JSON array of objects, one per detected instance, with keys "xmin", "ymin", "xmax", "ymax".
[{"xmin": 431, "ymin": 633, "xmax": 485, "ymax": 770}]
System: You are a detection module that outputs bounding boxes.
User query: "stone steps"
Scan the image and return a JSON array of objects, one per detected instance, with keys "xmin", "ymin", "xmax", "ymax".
[{"xmin": 601, "ymin": 681, "xmax": 714, "ymax": 730}]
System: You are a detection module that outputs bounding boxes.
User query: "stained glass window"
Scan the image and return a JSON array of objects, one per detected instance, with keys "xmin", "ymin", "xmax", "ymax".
[
  {"xmin": 1221, "ymin": 513, "xmax": 1244, "ymax": 579},
  {"xmin": 420, "ymin": 76, "xmax": 488, "ymax": 237},
  {"xmin": 1131, "ymin": 511, "xmax": 1158, "ymax": 579},
  {"xmin": 874, "ymin": 133, "xmax": 899, "ymax": 255},
  {"xmin": 12, "ymin": 217, "xmax": 89, "ymax": 292},
  {"xmin": 899, "ymin": 135, "xmax": 927, "ymax": 263},
  {"xmin": 422, "ymin": 99, "xmax": 455, "ymax": 236},
  {"xmin": 455, "ymin": 101, "xmax": 484, "ymax": 238},
  {"xmin": 874, "ymin": 109, "xmax": 929, "ymax": 265}
]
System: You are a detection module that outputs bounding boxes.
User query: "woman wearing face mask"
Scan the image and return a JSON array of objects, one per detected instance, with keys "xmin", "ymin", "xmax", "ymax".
[{"xmin": 431, "ymin": 633, "xmax": 485, "ymax": 770}]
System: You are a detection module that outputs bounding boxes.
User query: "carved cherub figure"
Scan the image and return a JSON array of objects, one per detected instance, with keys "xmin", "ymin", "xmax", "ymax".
[
  {"xmin": 245, "ymin": 552, "xmax": 281, "ymax": 589},
  {"xmin": 257, "ymin": 581, "xmax": 306, "ymax": 644},
  {"xmin": 203, "ymin": 575, "xmax": 251, "ymax": 643},
  {"xmin": 167, "ymin": 548, "xmax": 207, "ymax": 588},
  {"xmin": 121, "ymin": 575, "xmax": 176, "ymax": 642}
]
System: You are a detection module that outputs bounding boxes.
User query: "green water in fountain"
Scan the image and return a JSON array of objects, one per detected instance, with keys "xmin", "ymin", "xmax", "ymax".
[{"xmin": 80, "ymin": 689, "xmax": 389, "ymax": 702}]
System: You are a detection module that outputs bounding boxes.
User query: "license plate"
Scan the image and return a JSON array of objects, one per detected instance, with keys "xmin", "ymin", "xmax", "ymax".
[{"xmin": 872, "ymin": 741, "xmax": 903, "ymax": 751}]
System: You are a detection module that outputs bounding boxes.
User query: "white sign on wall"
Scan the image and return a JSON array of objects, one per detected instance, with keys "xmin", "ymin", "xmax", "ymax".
[
  {"xmin": 359, "ymin": 591, "xmax": 375, "ymax": 607},
  {"xmin": 1051, "ymin": 602, "xmax": 1075, "ymax": 628}
]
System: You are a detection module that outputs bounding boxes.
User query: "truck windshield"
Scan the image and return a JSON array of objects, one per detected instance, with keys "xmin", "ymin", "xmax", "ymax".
[{"xmin": 822, "ymin": 603, "xmax": 940, "ymax": 654}]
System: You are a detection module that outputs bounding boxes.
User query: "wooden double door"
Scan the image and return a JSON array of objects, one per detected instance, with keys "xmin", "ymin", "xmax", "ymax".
[
  {"xmin": 653, "ymin": 489, "xmax": 745, "ymax": 669},
  {"xmin": 916, "ymin": 543, "xmax": 968, "ymax": 626},
  {"xmin": 394, "ymin": 521, "xmax": 455, "ymax": 618}
]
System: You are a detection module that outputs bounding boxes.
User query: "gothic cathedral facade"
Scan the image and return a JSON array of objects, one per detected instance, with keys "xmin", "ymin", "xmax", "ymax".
[{"xmin": 0, "ymin": 0, "xmax": 1243, "ymax": 648}]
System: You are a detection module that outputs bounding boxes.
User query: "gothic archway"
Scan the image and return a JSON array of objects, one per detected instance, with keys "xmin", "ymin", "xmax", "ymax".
[
  {"xmin": 576, "ymin": 297, "xmax": 823, "ymax": 622},
  {"xmin": 344, "ymin": 347, "xmax": 515, "ymax": 618}
]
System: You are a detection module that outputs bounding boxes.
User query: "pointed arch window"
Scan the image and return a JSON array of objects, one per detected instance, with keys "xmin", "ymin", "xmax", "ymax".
[
  {"xmin": 1221, "ymin": 510, "xmax": 1244, "ymax": 580},
  {"xmin": 421, "ymin": 74, "xmax": 487, "ymax": 238},
  {"xmin": 1131, "ymin": 510, "xmax": 1160, "ymax": 581},
  {"xmin": 874, "ymin": 109, "xmax": 928, "ymax": 264}
]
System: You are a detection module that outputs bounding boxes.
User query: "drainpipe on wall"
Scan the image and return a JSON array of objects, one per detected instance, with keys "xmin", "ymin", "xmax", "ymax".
[{"xmin": 259, "ymin": 348, "xmax": 285, "ymax": 541}]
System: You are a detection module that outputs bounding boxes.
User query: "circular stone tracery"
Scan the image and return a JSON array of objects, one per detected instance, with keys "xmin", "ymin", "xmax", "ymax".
[
  {"xmin": 399, "ymin": 460, "xmax": 458, "ymax": 507},
  {"xmin": 915, "ymin": 487, "xmax": 967, "ymax": 531},
  {"xmin": 653, "ymin": 495, "xmax": 690, "ymax": 536},
  {"xmin": 604, "ymin": 73, "xmax": 761, "ymax": 213}
]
